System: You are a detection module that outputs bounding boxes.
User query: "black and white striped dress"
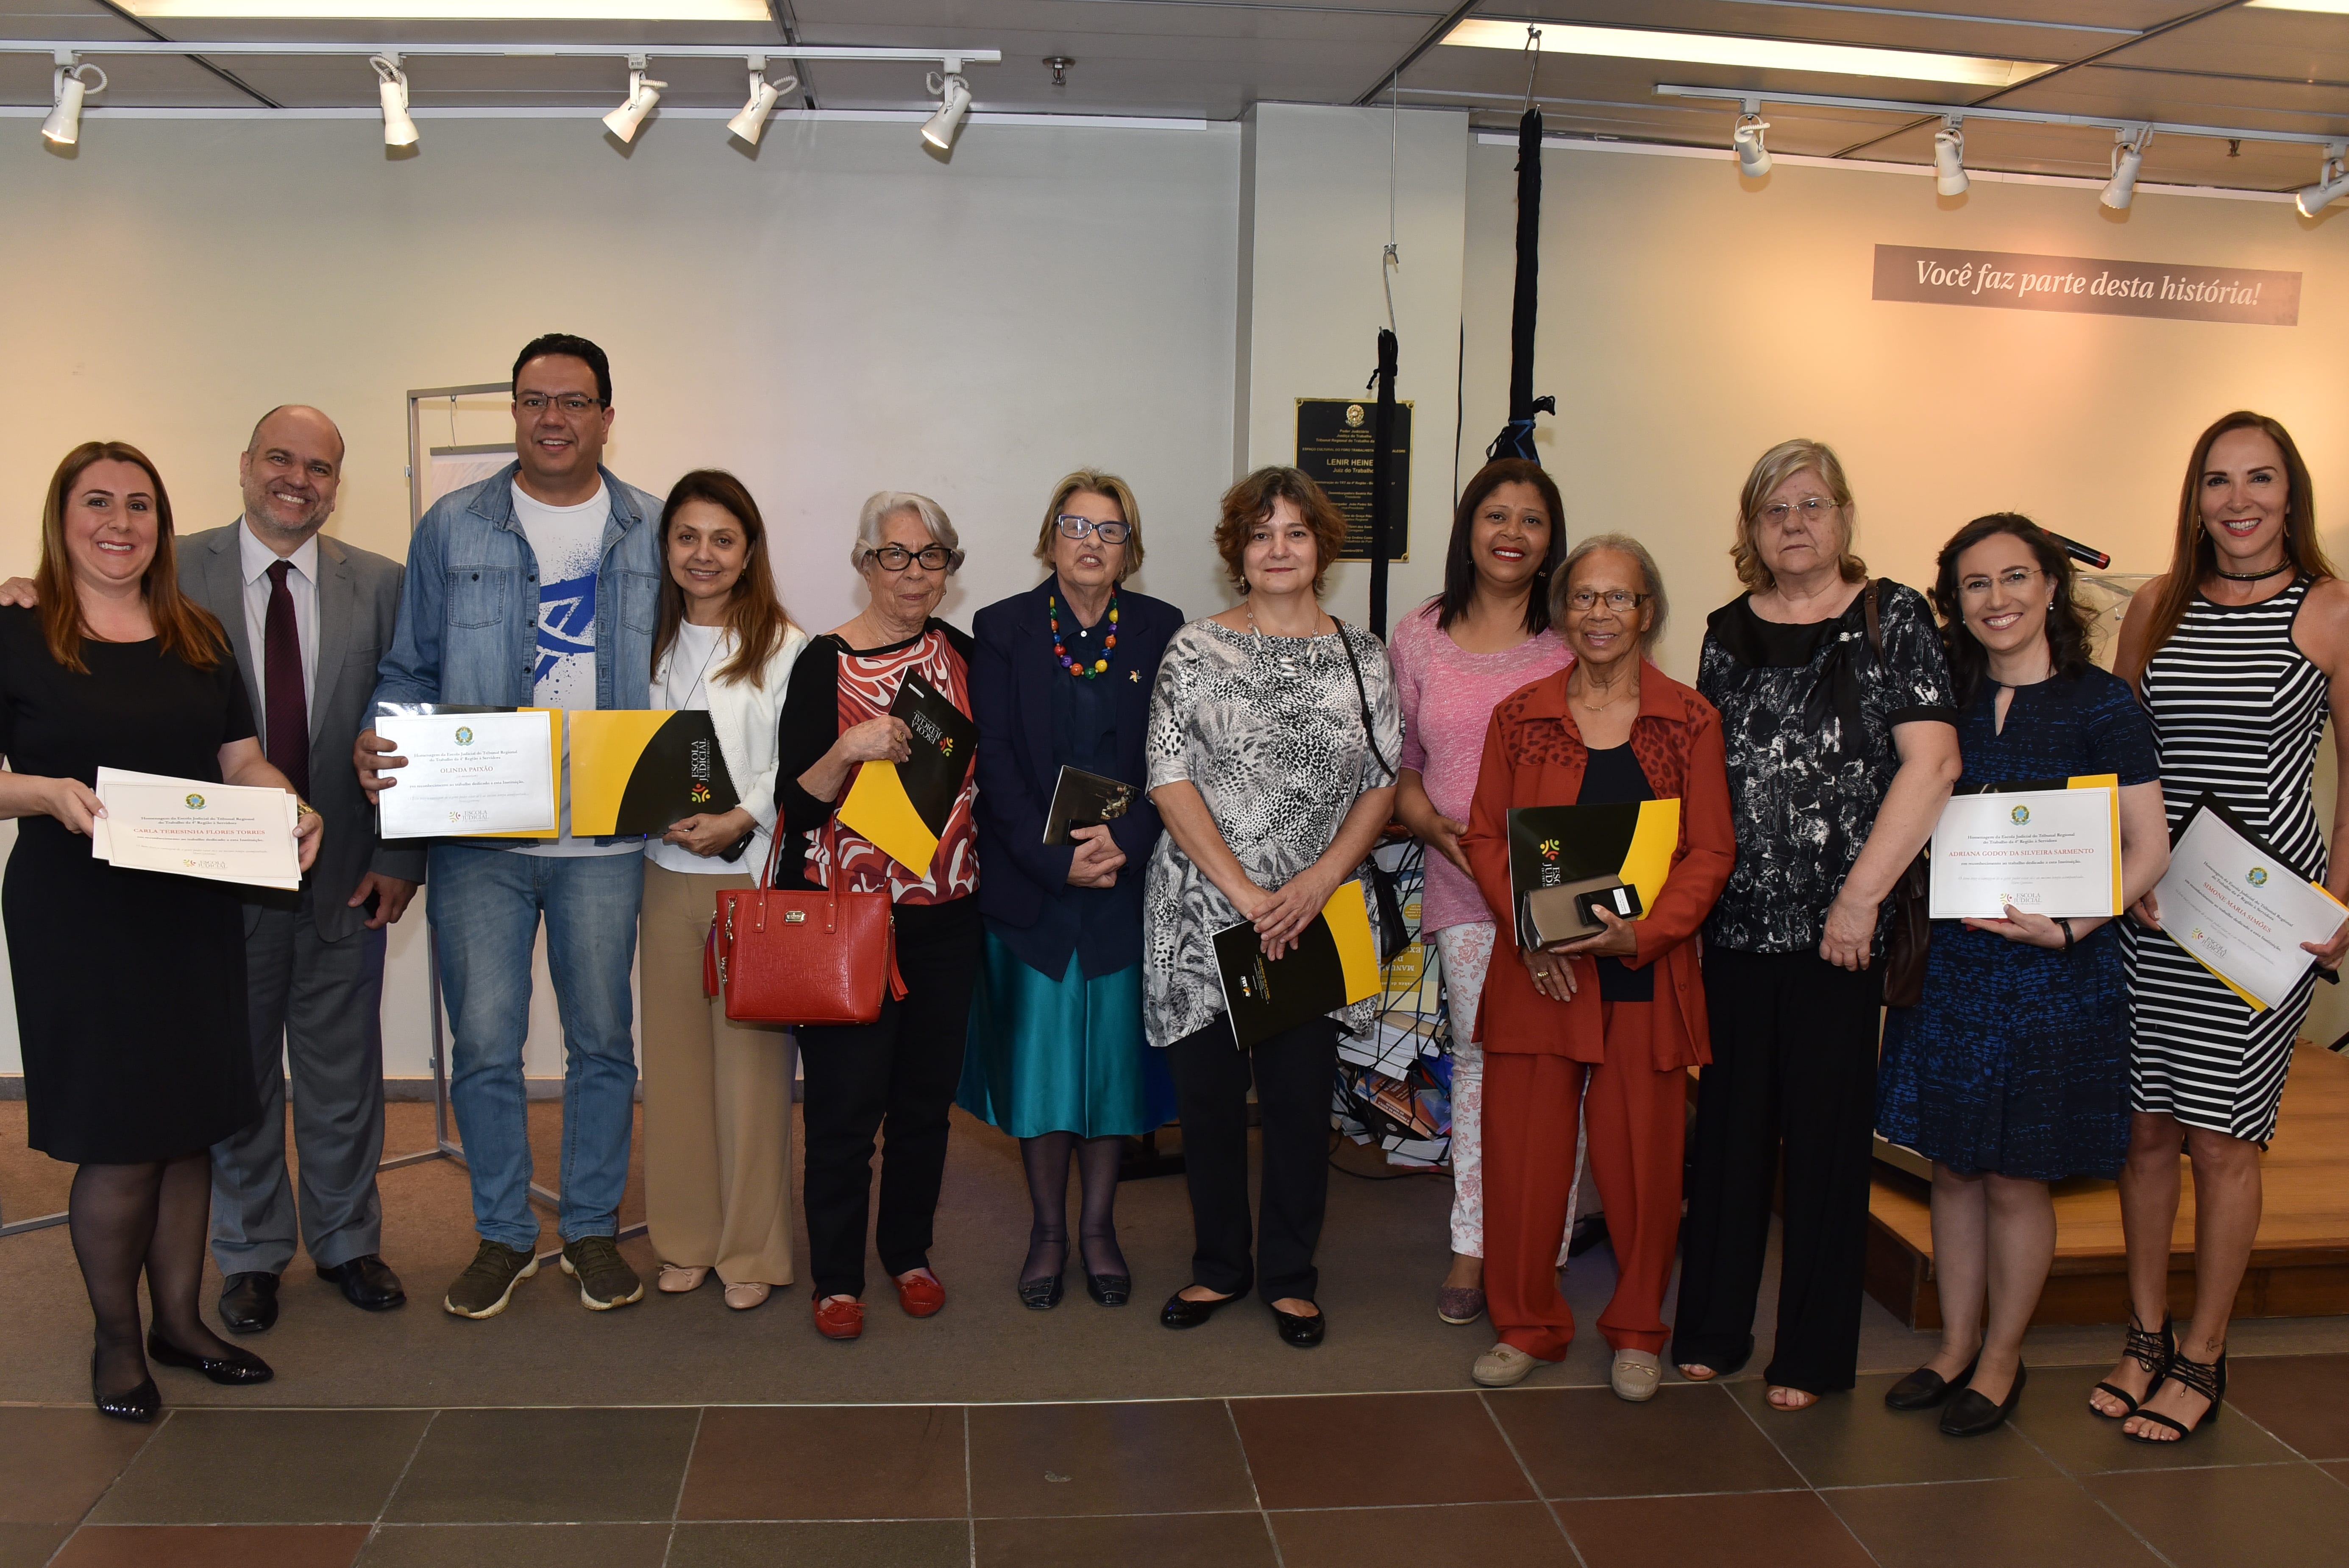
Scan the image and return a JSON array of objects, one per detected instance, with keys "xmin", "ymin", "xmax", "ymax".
[{"xmin": 2124, "ymin": 576, "xmax": 2330, "ymax": 1143}]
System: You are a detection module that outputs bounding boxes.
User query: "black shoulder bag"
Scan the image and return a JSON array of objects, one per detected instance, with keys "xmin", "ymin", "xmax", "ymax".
[
  {"xmin": 1332, "ymin": 620, "xmax": 1411, "ymax": 964},
  {"xmin": 1863, "ymin": 581, "xmax": 1932, "ymax": 1009}
]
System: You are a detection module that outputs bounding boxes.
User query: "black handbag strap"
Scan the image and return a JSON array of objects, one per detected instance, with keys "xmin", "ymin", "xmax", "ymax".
[{"xmin": 1330, "ymin": 619, "xmax": 1397, "ymax": 785}]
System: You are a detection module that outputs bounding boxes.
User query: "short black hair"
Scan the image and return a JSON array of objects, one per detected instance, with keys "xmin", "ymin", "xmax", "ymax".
[{"xmin": 512, "ymin": 333, "xmax": 612, "ymax": 405}]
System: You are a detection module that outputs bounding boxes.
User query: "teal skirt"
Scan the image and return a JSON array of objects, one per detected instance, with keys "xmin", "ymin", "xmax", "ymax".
[{"xmin": 957, "ymin": 928, "xmax": 1176, "ymax": 1139}]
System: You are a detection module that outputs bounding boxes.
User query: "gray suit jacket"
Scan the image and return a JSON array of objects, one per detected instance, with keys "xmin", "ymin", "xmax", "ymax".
[{"xmin": 180, "ymin": 522, "xmax": 426, "ymax": 941}]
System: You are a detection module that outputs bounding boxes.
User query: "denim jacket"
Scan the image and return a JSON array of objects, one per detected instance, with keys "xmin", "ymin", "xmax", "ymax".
[{"xmin": 371, "ymin": 460, "xmax": 662, "ymax": 715}]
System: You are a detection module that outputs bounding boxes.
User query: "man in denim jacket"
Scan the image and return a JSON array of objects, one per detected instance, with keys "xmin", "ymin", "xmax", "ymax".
[{"xmin": 359, "ymin": 333, "xmax": 661, "ymax": 1319}]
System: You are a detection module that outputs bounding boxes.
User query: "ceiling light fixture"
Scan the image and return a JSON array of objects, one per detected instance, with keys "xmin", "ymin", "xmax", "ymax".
[
  {"xmin": 1731, "ymin": 109, "xmax": 1771, "ymax": 177},
  {"xmin": 602, "ymin": 57, "xmax": 664, "ymax": 144},
  {"xmin": 922, "ymin": 71, "xmax": 972, "ymax": 150},
  {"xmin": 41, "ymin": 56, "xmax": 105, "ymax": 145},
  {"xmin": 120, "ymin": 1, "xmax": 771, "ymax": 18},
  {"xmin": 1443, "ymin": 17, "xmax": 2052, "ymax": 89},
  {"xmin": 2296, "ymin": 142, "xmax": 2349, "ymax": 217},
  {"xmin": 726, "ymin": 57, "xmax": 799, "ymax": 146},
  {"xmin": 1932, "ymin": 118, "xmax": 1968, "ymax": 197},
  {"xmin": 2244, "ymin": 0, "xmax": 2349, "ymax": 12},
  {"xmin": 2100, "ymin": 126, "xmax": 2151, "ymax": 210},
  {"xmin": 371, "ymin": 53, "xmax": 417, "ymax": 148}
]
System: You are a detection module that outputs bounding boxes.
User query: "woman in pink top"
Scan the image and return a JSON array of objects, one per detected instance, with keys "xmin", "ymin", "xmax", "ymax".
[{"xmin": 1392, "ymin": 458, "xmax": 1573, "ymax": 1326}]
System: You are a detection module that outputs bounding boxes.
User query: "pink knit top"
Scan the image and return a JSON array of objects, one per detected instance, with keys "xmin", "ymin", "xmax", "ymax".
[{"xmin": 1390, "ymin": 602, "xmax": 1572, "ymax": 936}]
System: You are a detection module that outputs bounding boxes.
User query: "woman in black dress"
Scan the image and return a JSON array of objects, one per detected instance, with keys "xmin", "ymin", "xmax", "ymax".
[{"xmin": 1, "ymin": 443, "xmax": 320, "ymax": 1421}]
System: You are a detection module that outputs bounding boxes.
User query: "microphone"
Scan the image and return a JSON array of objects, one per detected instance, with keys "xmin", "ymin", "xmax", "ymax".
[{"xmin": 2044, "ymin": 530, "xmax": 2110, "ymax": 571}]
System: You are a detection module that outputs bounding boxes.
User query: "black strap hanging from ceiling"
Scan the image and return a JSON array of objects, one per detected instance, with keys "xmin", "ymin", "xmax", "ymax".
[
  {"xmin": 1487, "ymin": 105, "xmax": 1554, "ymax": 462},
  {"xmin": 1367, "ymin": 326, "xmax": 1400, "ymax": 638}
]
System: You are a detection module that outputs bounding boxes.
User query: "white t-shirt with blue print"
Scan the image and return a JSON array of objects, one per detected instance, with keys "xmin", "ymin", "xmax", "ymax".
[{"xmin": 511, "ymin": 481, "xmax": 638, "ymax": 858}]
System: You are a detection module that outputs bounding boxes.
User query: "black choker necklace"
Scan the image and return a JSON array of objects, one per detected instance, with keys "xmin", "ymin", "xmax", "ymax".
[{"xmin": 2212, "ymin": 561, "xmax": 2292, "ymax": 582}]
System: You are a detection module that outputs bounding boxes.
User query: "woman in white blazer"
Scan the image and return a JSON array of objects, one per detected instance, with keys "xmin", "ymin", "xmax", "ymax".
[{"xmin": 640, "ymin": 470, "xmax": 810, "ymax": 1310}]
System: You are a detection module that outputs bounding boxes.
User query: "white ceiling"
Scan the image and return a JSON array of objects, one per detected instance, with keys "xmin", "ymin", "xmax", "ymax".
[{"xmin": 3, "ymin": 1, "xmax": 2344, "ymax": 194}]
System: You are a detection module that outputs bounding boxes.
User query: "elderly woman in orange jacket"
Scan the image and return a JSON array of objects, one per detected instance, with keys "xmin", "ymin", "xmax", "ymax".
[{"xmin": 1461, "ymin": 534, "xmax": 1735, "ymax": 1400}]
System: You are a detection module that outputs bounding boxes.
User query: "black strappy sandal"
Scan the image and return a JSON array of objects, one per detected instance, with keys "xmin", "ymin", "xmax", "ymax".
[
  {"xmin": 2092, "ymin": 1313, "xmax": 2174, "ymax": 1419},
  {"xmin": 2124, "ymin": 1348, "xmax": 2227, "ymax": 1444}
]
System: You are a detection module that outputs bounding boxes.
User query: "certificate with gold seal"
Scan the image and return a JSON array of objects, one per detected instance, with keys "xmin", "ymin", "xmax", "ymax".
[
  {"xmin": 91, "ymin": 766, "xmax": 301, "ymax": 889},
  {"xmin": 2153, "ymin": 794, "xmax": 2349, "ymax": 1012},
  {"xmin": 374, "ymin": 705, "xmax": 559, "ymax": 840},
  {"xmin": 1926, "ymin": 779, "xmax": 2118, "ymax": 921}
]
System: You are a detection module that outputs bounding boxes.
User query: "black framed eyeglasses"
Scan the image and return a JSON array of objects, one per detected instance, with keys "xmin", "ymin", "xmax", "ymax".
[
  {"xmin": 515, "ymin": 393, "xmax": 606, "ymax": 415},
  {"xmin": 1564, "ymin": 588, "xmax": 1651, "ymax": 613},
  {"xmin": 863, "ymin": 543, "xmax": 957, "ymax": 573}
]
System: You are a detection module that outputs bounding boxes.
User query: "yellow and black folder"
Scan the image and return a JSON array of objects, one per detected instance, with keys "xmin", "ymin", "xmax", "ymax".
[
  {"xmin": 1211, "ymin": 880, "xmax": 1383, "ymax": 1050},
  {"xmin": 837, "ymin": 669, "xmax": 978, "ymax": 877},
  {"xmin": 1506, "ymin": 800, "xmax": 1680, "ymax": 950},
  {"xmin": 568, "ymin": 710, "xmax": 741, "ymax": 838}
]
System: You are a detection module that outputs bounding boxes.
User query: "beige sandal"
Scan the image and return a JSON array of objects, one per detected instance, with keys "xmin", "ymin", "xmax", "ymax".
[{"xmin": 657, "ymin": 1264, "xmax": 709, "ymax": 1294}]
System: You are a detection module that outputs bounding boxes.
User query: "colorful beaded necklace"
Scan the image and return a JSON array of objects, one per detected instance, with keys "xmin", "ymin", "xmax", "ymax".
[{"xmin": 1049, "ymin": 591, "xmax": 1118, "ymax": 680}]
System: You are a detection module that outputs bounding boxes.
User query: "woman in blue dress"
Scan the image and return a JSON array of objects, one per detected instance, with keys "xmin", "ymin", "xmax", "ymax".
[
  {"xmin": 960, "ymin": 471, "xmax": 1183, "ymax": 1309},
  {"xmin": 1876, "ymin": 514, "xmax": 2169, "ymax": 1437}
]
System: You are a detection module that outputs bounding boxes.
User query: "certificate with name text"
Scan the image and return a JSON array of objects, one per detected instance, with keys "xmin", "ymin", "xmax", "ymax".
[
  {"xmin": 1927, "ymin": 781, "xmax": 2118, "ymax": 920},
  {"xmin": 2153, "ymin": 794, "xmax": 2348, "ymax": 1013},
  {"xmin": 92, "ymin": 767, "xmax": 301, "ymax": 889},
  {"xmin": 374, "ymin": 706, "xmax": 559, "ymax": 839}
]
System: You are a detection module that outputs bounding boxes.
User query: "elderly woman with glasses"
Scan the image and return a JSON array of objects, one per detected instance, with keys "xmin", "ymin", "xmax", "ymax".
[
  {"xmin": 774, "ymin": 491, "xmax": 979, "ymax": 1344},
  {"xmin": 957, "ymin": 471, "xmax": 1185, "ymax": 1311}
]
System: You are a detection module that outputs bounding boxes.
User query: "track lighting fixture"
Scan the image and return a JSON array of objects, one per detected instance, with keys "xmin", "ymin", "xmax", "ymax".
[
  {"xmin": 2296, "ymin": 143, "xmax": 2349, "ymax": 217},
  {"xmin": 41, "ymin": 57, "xmax": 105, "ymax": 145},
  {"xmin": 602, "ymin": 58, "xmax": 665, "ymax": 143},
  {"xmin": 2099, "ymin": 126, "xmax": 2151, "ymax": 210},
  {"xmin": 725, "ymin": 59, "xmax": 798, "ymax": 145},
  {"xmin": 921, "ymin": 70, "xmax": 972, "ymax": 150},
  {"xmin": 371, "ymin": 54, "xmax": 418, "ymax": 148},
  {"xmin": 1932, "ymin": 118, "xmax": 1968, "ymax": 197},
  {"xmin": 1731, "ymin": 110, "xmax": 1771, "ymax": 177}
]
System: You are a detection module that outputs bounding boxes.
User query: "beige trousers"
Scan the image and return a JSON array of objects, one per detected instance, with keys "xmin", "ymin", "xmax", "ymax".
[{"xmin": 640, "ymin": 861, "xmax": 797, "ymax": 1286}]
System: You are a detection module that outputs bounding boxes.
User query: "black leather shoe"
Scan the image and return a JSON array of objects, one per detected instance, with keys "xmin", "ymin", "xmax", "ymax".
[
  {"xmin": 1940, "ymin": 1362, "xmax": 2026, "ymax": 1437},
  {"xmin": 1019, "ymin": 1273, "xmax": 1064, "ymax": 1311},
  {"xmin": 91, "ymin": 1352, "xmax": 158, "ymax": 1424},
  {"xmin": 1272, "ymin": 1304, "xmax": 1326, "ymax": 1348},
  {"xmin": 218, "ymin": 1272, "xmax": 279, "ymax": 1335},
  {"xmin": 1160, "ymin": 1288, "xmax": 1240, "ymax": 1329},
  {"xmin": 146, "ymin": 1331, "xmax": 273, "ymax": 1386},
  {"xmin": 1885, "ymin": 1355, "xmax": 1977, "ymax": 1411},
  {"xmin": 1085, "ymin": 1271, "xmax": 1132, "ymax": 1307},
  {"xmin": 318, "ymin": 1254, "xmax": 407, "ymax": 1312}
]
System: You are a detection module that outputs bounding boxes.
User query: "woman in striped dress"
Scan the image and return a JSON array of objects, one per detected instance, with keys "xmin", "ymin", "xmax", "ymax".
[{"xmin": 2102, "ymin": 412, "xmax": 2349, "ymax": 1443}]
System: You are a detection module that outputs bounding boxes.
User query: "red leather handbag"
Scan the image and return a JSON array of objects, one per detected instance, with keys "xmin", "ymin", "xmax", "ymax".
[{"xmin": 707, "ymin": 833, "xmax": 906, "ymax": 1026}]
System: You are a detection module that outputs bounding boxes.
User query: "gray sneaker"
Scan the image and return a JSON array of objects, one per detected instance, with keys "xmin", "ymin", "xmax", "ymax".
[
  {"xmin": 560, "ymin": 1235, "xmax": 645, "ymax": 1310},
  {"xmin": 443, "ymin": 1240, "xmax": 539, "ymax": 1319}
]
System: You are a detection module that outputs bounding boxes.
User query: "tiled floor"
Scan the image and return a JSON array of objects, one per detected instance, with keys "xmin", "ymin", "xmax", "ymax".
[{"xmin": 10, "ymin": 1353, "xmax": 2349, "ymax": 1567}]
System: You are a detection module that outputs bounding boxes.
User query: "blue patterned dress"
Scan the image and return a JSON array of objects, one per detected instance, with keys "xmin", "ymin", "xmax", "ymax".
[{"xmin": 1876, "ymin": 666, "xmax": 2159, "ymax": 1180}]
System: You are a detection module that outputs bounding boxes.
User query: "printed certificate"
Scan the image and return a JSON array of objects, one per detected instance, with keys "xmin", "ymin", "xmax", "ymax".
[
  {"xmin": 374, "ymin": 707, "xmax": 559, "ymax": 839},
  {"xmin": 1928, "ymin": 785, "xmax": 2118, "ymax": 920},
  {"xmin": 2154, "ymin": 795, "xmax": 2349, "ymax": 1012},
  {"xmin": 92, "ymin": 767, "xmax": 301, "ymax": 889}
]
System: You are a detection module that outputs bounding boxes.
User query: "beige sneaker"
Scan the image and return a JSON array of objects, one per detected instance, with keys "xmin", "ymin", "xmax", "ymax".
[
  {"xmin": 1473, "ymin": 1342, "xmax": 1541, "ymax": 1387},
  {"xmin": 1612, "ymin": 1350, "xmax": 1662, "ymax": 1402}
]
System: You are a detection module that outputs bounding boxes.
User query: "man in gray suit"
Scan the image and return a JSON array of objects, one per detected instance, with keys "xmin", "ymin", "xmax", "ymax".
[{"xmin": 191, "ymin": 406, "xmax": 423, "ymax": 1331}]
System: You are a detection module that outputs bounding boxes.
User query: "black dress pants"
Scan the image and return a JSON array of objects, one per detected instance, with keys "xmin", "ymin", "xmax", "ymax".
[
  {"xmin": 798, "ymin": 897, "xmax": 981, "ymax": 1301},
  {"xmin": 1165, "ymin": 1014, "xmax": 1339, "ymax": 1305},
  {"xmin": 1670, "ymin": 946, "xmax": 1881, "ymax": 1393}
]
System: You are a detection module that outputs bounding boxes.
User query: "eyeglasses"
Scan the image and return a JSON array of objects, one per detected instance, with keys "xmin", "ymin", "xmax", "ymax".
[
  {"xmin": 863, "ymin": 543, "xmax": 957, "ymax": 573},
  {"xmin": 1055, "ymin": 515, "xmax": 1132, "ymax": 544},
  {"xmin": 1758, "ymin": 497, "xmax": 1839, "ymax": 527},
  {"xmin": 1565, "ymin": 588, "xmax": 1652, "ymax": 613},
  {"xmin": 515, "ymin": 393, "xmax": 605, "ymax": 415},
  {"xmin": 1959, "ymin": 566, "xmax": 2044, "ymax": 598}
]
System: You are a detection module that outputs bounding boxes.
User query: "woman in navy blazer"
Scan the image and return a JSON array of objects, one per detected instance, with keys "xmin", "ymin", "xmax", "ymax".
[{"xmin": 958, "ymin": 471, "xmax": 1184, "ymax": 1310}]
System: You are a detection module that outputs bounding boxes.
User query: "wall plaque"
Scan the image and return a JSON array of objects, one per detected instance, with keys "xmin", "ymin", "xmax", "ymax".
[
  {"xmin": 1872, "ymin": 244, "xmax": 2299, "ymax": 327},
  {"xmin": 1296, "ymin": 397, "xmax": 1412, "ymax": 562}
]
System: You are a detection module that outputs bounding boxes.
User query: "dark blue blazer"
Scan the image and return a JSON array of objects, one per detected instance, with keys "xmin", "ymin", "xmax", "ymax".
[{"xmin": 970, "ymin": 577, "xmax": 1184, "ymax": 973}]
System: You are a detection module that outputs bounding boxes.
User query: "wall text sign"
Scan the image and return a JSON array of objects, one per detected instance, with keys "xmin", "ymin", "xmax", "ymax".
[{"xmin": 1872, "ymin": 244, "xmax": 2299, "ymax": 327}]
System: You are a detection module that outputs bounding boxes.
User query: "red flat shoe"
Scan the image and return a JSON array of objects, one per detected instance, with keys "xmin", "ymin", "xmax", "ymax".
[
  {"xmin": 893, "ymin": 1270, "xmax": 946, "ymax": 1318},
  {"xmin": 813, "ymin": 1295, "xmax": 864, "ymax": 1341}
]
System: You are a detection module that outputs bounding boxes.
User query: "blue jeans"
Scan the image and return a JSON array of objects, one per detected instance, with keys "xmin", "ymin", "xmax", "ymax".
[{"xmin": 428, "ymin": 845, "xmax": 644, "ymax": 1249}]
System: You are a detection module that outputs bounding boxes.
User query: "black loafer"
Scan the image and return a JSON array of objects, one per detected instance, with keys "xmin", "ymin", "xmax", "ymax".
[
  {"xmin": 218, "ymin": 1272, "xmax": 279, "ymax": 1334},
  {"xmin": 1160, "ymin": 1289, "xmax": 1239, "ymax": 1329},
  {"xmin": 1272, "ymin": 1305, "xmax": 1326, "ymax": 1348},
  {"xmin": 146, "ymin": 1331, "xmax": 273, "ymax": 1386},
  {"xmin": 1019, "ymin": 1273, "xmax": 1064, "ymax": 1311},
  {"xmin": 1886, "ymin": 1355, "xmax": 1977, "ymax": 1411},
  {"xmin": 91, "ymin": 1352, "xmax": 158, "ymax": 1424},
  {"xmin": 1940, "ymin": 1362, "xmax": 2026, "ymax": 1437},
  {"xmin": 318, "ymin": 1254, "xmax": 406, "ymax": 1312},
  {"xmin": 1085, "ymin": 1272, "xmax": 1131, "ymax": 1307}
]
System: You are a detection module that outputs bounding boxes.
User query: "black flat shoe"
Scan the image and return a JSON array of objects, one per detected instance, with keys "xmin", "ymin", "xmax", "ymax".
[
  {"xmin": 1940, "ymin": 1362, "xmax": 2026, "ymax": 1437},
  {"xmin": 318, "ymin": 1254, "xmax": 406, "ymax": 1312},
  {"xmin": 1160, "ymin": 1289, "xmax": 1239, "ymax": 1329},
  {"xmin": 1886, "ymin": 1355, "xmax": 1978, "ymax": 1411},
  {"xmin": 218, "ymin": 1272, "xmax": 279, "ymax": 1335},
  {"xmin": 1085, "ymin": 1272, "xmax": 1131, "ymax": 1307},
  {"xmin": 91, "ymin": 1352, "xmax": 158, "ymax": 1424},
  {"xmin": 146, "ymin": 1331, "xmax": 273, "ymax": 1386},
  {"xmin": 1018, "ymin": 1273, "xmax": 1065, "ymax": 1311},
  {"xmin": 1272, "ymin": 1304, "xmax": 1325, "ymax": 1348}
]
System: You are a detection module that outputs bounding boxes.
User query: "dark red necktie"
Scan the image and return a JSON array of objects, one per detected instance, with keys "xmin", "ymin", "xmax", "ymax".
[{"xmin": 264, "ymin": 559, "xmax": 310, "ymax": 800}]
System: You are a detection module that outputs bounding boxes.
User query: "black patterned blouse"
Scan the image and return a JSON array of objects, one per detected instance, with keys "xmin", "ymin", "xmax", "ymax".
[{"xmin": 1695, "ymin": 580, "xmax": 1956, "ymax": 955}]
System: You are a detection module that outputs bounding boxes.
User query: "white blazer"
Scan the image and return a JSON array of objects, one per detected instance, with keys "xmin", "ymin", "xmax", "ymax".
[{"xmin": 650, "ymin": 619, "xmax": 810, "ymax": 872}]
